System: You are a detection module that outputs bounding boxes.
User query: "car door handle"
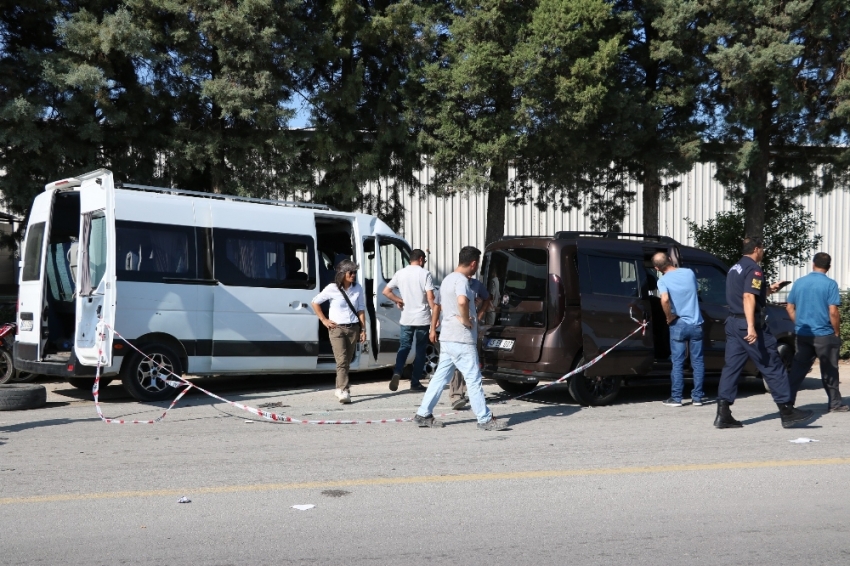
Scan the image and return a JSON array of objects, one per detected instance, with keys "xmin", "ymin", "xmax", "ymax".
[
  {"xmin": 289, "ymin": 301, "xmax": 309, "ymax": 309},
  {"xmin": 380, "ymin": 302, "xmax": 394, "ymax": 308}
]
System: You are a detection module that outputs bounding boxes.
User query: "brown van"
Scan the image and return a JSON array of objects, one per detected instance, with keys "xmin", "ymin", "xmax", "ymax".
[{"xmin": 478, "ymin": 231, "xmax": 795, "ymax": 405}]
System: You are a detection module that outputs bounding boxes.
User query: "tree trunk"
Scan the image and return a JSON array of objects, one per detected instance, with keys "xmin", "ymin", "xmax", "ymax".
[
  {"xmin": 642, "ymin": 167, "xmax": 661, "ymax": 235},
  {"xmin": 743, "ymin": 126, "xmax": 771, "ymax": 239},
  {"xmin": 485, "ymin": 159, "xmax": 508, "ymax": 247}
]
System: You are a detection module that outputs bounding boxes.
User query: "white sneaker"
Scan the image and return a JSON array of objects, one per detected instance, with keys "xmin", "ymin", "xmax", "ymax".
[
  {"xmin": 334, "ymin": 389, "xmax": 345, "ymax": 401},
  {"xmin": 339, "ymin": 390, "xmax": 351, "ymax": 404}
]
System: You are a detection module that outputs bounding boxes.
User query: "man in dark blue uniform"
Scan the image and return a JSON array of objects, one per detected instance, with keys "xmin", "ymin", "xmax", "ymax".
[{"xmin": 715, "ymin": 236, "xmax": 815, "ymax": 429}]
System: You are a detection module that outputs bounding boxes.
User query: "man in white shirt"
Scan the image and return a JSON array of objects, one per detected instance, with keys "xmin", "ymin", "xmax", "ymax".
[{"xmin": 382, "ymin": 249, "xmax": 436, "ymax": 391}]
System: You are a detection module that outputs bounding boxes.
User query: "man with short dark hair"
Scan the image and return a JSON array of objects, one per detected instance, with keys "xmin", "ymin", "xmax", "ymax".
[
  {"xmin": 414, "ymin": 246, "xmax": 506, "ymax": 430},
  {"xmin": 786, "ymin": 252, "xmax": 846, "ymax": 412},
  {"xmin": 383, "ymin": 248, "xmax": 436, "ymax": 391},
  {"xmin": 715, "ymin": 236, "xmax": 814, "ymax": 429},
  {"xmin": 653, "ymin": 252, "xmax": 706, "ymax": 407}
]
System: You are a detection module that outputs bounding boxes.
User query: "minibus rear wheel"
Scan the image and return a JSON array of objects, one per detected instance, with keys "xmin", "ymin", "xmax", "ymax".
[{"xmin": 121, "ymin": 344, "xmax": 184, "ymax": 402}]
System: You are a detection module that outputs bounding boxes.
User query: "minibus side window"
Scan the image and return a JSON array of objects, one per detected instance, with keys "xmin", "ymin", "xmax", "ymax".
[
  {"xmin": 213, "ymin": 228, "xmax": 316, "ymax": 289},
  {"xmin": 116, "ymin": 221, "xmax": 196, "ymax": 283},
  {"xmin": 378, "ymin": 239, "xmax": 410, "ymax": 282},
  {"xmin": 21, "ymin": 222, "xmax": 46, "ymax": 281}
]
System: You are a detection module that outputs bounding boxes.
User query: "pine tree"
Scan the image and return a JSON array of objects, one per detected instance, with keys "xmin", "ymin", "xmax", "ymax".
[
  {"xmin": 416, "ymin": 0, "xmax": 622, "ymax": 244},
  {"xmin": 701, "ymin": 0, "xmax": 850, "ymax": 238}
]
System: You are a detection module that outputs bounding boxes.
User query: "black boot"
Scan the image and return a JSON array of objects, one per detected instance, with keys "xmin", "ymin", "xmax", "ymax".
[
  {"xmin": 714, "ymin": 400, "xmax": 742, "ymax": 428},
  {"xmin": 777, "ymin": 403, "xmax": 815, "ymax": 428}
]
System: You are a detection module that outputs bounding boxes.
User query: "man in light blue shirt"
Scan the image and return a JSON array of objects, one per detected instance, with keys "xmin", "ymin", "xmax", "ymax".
[
  {"xmin": 786, "ymin": 252, "xmax": 846, "ymax": 412},
  {"xmin": 653, "ymin": 252, "xmax": 705, "ymax": 407}
]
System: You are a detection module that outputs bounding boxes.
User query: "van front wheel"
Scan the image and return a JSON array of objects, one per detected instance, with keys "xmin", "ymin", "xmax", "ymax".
[
  {"xmin": 567, "ymin": 359, "xmax": 621, "ymax": 406},
  {"xmin": 121, "ymin": 344, "xmax": 184, "ymax": 402}
]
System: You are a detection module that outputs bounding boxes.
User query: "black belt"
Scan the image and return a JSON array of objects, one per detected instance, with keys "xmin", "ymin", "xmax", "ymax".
[{"xmin": 336, "ymin": 322, "xmax": 361, "ymax": 327}]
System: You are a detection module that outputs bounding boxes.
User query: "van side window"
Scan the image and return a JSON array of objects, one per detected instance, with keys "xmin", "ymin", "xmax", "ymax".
[
  {"xmin": 21, "ymin": 222, "xmax": 46, "ymax": 281},
  {"xmin": 116, "ymin": 221, "xmax": 196, "ymax": 283},
  {"xmin": 214, "ymin": 228, "xmax": 315, "ymax": 289},
  {"xmin": 379, "ymin": 238, "xmax": 410, "ymax": 281},
  {"xmin": 586, "ymin": 256, "xmax": 640, "ymax": 297},
  {"xmin": 687, "ymin": 263, "xmax": 727, "ymax": 305}
]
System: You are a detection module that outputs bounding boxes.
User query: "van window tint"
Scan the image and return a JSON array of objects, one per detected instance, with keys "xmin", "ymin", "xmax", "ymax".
[
  {"xmin": 587, "ymin": 256, "xmax": 640, "ymax": 297},
  {"xmin": 22, "ymin": 222, "xmax": 46, "ymax": 281},
  {"xmin": 688, "ymin": 263, "xmax": 727, "ymax": 305},
  {"xmin": 117, "ymin": 221, "xmax": 195, "ymax": 283},
  {"xmin": 379, "ymin": 238, "xmax": 410, "ymax": 281},
  {"xmin": 214, "ymin": 229, "xmax": 315, "ymax": 289},
  {"xmin": 487, "ymin": 248, "xmax": 548, "ymax": 327}
]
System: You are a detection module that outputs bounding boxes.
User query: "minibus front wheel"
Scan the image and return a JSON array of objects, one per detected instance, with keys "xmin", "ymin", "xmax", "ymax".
[{"xmin": 121, "ymin": 344, "xmax": 184, "ymax": 402}]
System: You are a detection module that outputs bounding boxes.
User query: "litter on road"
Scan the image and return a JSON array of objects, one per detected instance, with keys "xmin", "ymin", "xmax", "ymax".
[
  {"xmin": 292, "ymin": 504, "xmax": 315, "ymax": 511},
  {"xmin": 789, "ymin": 438, "xmax": 819, "ymax": 443},
  {"xmin": 177, "ymin": 496, "xmax": 191, "ymax": 503}
]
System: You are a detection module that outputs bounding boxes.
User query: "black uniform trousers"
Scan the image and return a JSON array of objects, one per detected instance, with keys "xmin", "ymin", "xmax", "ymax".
[
  {"xmin": 718, "ymin": 317, "xmax": 792, "ymax": 404},
  {"xmin": 788, "ymin": 334, "xmax": 843, "ymax": 409}
]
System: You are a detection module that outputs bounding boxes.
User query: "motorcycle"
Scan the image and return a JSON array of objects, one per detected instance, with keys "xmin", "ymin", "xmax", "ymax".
[{"xmin": 0, "ymin": 322, "xmax": 37, "ymax": 384}]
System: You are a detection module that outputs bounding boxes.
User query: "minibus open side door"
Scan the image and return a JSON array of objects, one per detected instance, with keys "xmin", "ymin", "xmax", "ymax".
[{"xmin": 74, "ymin": 170, "xmax": 117, "ymax": 367}]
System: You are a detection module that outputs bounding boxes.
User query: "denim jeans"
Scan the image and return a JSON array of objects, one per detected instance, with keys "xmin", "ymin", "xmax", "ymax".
[
  {"xmin": 416, "ymin": 341, "xmax": 492, "ymax": 424},
  {"xmin": 394, "ymin": 325, "xmax": 429, "ymax": 386},
  {"xmin": 669, "ymin": 320, "xmax": 705, "ymax": 402}
]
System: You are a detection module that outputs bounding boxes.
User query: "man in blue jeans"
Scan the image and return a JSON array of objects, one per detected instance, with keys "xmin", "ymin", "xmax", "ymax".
[
  {"xmin": 653, "ymin": 252, "xmax": 706, "ymax": 407},
  {"xmin": 414, "ymin": 246, "xmax": 506, "ymax": 430},
  {"xmin": 786, "ymin": 252, "xmax": 847, "ymax": 412},
  {"xmin": 382, "ymin": 249, "xmax": 436, "ymax": 391}
]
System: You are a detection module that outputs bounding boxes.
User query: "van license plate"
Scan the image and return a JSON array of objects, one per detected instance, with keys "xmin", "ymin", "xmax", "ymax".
[
  {"xmin": 487, "ymin": 339, "xmax": 514, "ymax": 350},
  {"xmin": 20, "ymin": 320, "xmax": 33, "ymax": 331}
]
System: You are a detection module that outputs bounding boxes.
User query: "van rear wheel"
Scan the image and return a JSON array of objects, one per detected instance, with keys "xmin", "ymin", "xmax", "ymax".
[
  {"xmin": 495, "ymin": 379, "xmax": 538, "ymax": 395},
  {"xmin": 121, "ymin": 344, "xmax": 184, "ymax": 402},
  {"xmin": 567, "ymin": 358, "xmax": 621, "ymax": 406}
]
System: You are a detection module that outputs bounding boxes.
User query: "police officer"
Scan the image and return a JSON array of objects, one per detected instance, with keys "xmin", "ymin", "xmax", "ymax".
[{"xmin": 715, "ymin": 236, "xmax": 815, "ymax": 429}]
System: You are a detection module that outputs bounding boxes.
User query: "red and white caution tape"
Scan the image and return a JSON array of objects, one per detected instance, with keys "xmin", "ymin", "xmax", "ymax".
[
  {"xmin": 509, "ymin": 313, "xmax": 648, "ymax": 401},
  {"xmin": 92, "ymin": 311, "xmax": 647, "ymax": 424},
  {"xmin": 93, "ymin": 323, "xmax": 439, "ymax": 424}
]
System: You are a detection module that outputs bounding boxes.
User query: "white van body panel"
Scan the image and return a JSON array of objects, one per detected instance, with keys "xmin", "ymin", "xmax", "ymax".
[
  {"xmin": 112, "ymin": 188, "xmax": 201, "ymax": 371},
  {"xmin": 208, "ymin": 199, "xmax": 319, "ymax": 372}
]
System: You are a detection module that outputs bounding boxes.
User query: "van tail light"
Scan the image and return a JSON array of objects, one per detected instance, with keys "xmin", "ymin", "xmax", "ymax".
[
  {"xmin": 547, "ymin": 273, "xmax": 565, "ymax": 328},
  {"xmin": 15, "ymin": 299, "xmax": 19, "ymax": 335}
]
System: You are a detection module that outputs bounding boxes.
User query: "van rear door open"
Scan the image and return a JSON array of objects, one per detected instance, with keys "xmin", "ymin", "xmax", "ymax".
[
  {"xmin": 74, "ymin": 170, "xmax": 117, "ymax": 367},
  {"xmin": 17, "ymin": 189, "xmax": 56, "ymax": 360}
]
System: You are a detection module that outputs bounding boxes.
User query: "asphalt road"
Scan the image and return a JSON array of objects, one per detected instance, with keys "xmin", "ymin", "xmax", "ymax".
[{"xmin": 2, "ymin": 365, "xmax": 849, "ymax": 566}]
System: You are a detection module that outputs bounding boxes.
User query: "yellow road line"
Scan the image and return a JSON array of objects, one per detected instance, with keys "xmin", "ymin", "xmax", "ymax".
[{"xmin": 3, "ymin": 457, "xmax": 849, "ymax": 506}]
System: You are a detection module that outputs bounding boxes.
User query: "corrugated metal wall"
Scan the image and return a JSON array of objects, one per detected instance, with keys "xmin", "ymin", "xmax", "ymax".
[{"xmin": 364, "ymin": 161, "xmax": 849, "ymax": 292}]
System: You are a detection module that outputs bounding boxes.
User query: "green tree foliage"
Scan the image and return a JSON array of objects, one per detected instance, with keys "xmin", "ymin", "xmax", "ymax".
[
  {"xmin": 608, "ymin": 0, "xmax": 706, "ymax": 235},
  {"xmin": 299, "ymin": 0, "xmax": 424, "ymax": 229},
  {"xmin": 686, "ymin": 194, "xmax": 821, "ymax": 281},
  {"xmin": 0, "ymin": 1, "xmax": 158, "ymax": 223},
  {"xmin": 700, "ymin": 0, "xmax": 850, "ymax": 238},
  {"xmin": 416, "ymin": 0, "xmax": 622, "ymax": 244}
]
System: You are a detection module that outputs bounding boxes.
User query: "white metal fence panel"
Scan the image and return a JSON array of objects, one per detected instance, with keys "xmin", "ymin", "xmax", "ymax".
[{"xmin": 359, "ymin": 162, "xmax": 848, "ymax": 291}]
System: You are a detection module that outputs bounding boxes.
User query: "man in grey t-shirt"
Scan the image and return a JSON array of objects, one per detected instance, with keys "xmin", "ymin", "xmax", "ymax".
[
  {"xmin": 382, "ymin": 249, "xmax": 436, "ymax": 391},
  {"xmin": 414, "ymin": 246, "xmax": 506, "ymax": 431}
]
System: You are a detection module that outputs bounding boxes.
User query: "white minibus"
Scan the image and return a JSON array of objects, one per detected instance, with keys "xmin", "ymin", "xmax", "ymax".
[{"xmin": 15, "ymin": 169, "xmax": 416, "ymax": 401}]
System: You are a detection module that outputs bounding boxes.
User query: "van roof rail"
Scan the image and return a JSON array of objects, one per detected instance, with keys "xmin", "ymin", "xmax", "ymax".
[
  {"xmin": 555, "ymin": 231, "xmax": 680, "ymax": 245},
  {"xmin": 118, "ymin": 183, "xmax": 332, "ymax": 211}
]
